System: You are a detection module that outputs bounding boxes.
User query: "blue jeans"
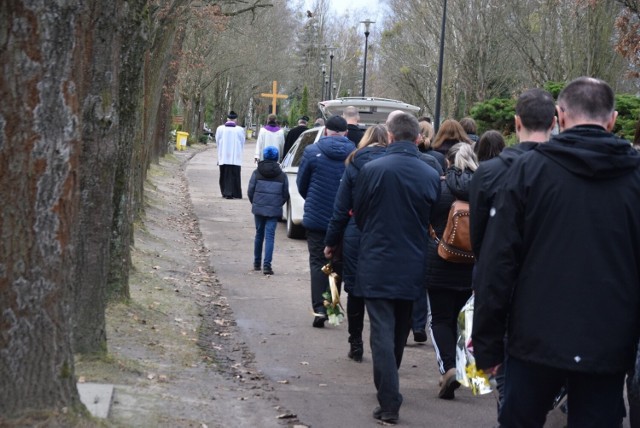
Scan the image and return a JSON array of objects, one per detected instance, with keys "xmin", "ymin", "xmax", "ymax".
[
  {"xmin": 365, "ymin": 298, "xmax": 413, "ymax": 414},
  {"xmin": 254, "ymin": 215, "xmax": 278, "ymax": 267}
]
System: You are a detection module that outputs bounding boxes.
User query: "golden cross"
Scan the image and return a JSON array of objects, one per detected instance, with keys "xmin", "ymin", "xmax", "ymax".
[{"xmin": 260, "ymin": 81, "xmax": 288, "ymax": 115}]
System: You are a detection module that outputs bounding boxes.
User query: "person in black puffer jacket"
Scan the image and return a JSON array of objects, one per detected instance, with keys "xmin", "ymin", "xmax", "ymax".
[
  {"xmin": 248, "ymin": 146, "xmax": 289, "ymax": 275},
  {"xmin": 426, "ymin": 142, "xmax": 478, "ymax": 400}
]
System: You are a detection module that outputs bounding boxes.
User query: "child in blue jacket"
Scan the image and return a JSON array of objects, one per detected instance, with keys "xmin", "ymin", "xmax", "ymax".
[{"xmin": 247, "ymin": 146, "xmax": 289, "ymax": 275}]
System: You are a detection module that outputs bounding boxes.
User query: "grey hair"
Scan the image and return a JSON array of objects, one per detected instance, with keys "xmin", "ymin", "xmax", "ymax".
[{"xmin": 447, "ymin": 142, "xmax": 478, "ymax": 172}]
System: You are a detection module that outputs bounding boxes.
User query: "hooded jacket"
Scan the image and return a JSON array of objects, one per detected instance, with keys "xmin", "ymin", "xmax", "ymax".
[
  {"xmin": 472, "ymin": 125, "xmax": 640, "ymax": 373},
  {"xmin": 248, "ymin": 160, "xmax": 289, "ymax": 218},
  {"xmin": 297, "ymin": 135, "xmax": 355, "ymax": 231},
  {"xmin": 469, "ymin": 142, "xmax": 539, "ymax": 258}
]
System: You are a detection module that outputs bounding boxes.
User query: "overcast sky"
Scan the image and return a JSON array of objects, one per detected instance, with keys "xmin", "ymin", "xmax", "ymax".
[{"xmin": 304, "ymin": 0, "xmax": 385, "ymax": 22}]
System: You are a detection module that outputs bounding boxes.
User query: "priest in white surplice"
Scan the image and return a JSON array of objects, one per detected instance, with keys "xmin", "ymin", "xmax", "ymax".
[{"xmin": 215, "ymin": 111, "xmax": 246, "ymax": 199}]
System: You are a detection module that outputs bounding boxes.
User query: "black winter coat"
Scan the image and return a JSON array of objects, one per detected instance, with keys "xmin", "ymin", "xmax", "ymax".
[
  {"xmin": 346, "ymin": 124, "xmax": 365, "ymax": 145},
  {"xmin": 469, "ymin": 142, "xmax": 539, "ymax": 259},
  {"xmin": 472, "ymin": 125, "xmax": 640, "ymax": 373},
  {"xmin": 426, "ymin": 167, "xmax": 475, "ymax": 291},
  {"xmin": 283, "ymin": 125, "xmax": 308, "ymax": 157}
]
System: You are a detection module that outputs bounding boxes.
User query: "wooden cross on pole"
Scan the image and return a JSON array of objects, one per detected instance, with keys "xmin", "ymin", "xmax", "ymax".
[{"xmin": 260, "ymin": 81, "xmax": 288, "ymax": 115}]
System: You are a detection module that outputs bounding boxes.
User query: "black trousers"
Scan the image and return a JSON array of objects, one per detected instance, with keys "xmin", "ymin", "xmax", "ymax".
[
  {"xmin": 499, "ymin": 356, "xmax": 626, "ymax": 428},
  {"xmin": 306, "ymin": 230, "xmax": 342, "ymax": 314},
  {"xmin": 428, "ymin": 288, "xmax": 472, "ymax": 374},
  {"xmin": 347, "ymin": 294, "xmax": 365, "ymax": 342},
  {"xmin": 219, "ymin": 165, "xmax": 242, "ymax": 198}
]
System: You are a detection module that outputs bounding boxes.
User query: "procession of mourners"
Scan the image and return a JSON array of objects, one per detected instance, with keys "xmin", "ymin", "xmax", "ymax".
[{"xmin": 212, "ymin": 76, "xmax": 640, "ymax": 427}]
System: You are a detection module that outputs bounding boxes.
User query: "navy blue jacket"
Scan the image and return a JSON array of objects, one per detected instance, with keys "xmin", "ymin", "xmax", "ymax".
[
  {"xmin": 325, "ymin": 145, "xmax": 387, "ymax": 294},
  {"xmin": 248, "ymin": 160, "xmax": 289, "ymax": 217},
  {"xmin": 354, "ymin": 141, "xmax": 441, "ymax": 300},
  {"xmin": 297, "ymin": 135, "xmax": 355, "ymax": 231},
  {"xmin": 473, "ymin": 125, "xmax": 640, "ymax": 373}
]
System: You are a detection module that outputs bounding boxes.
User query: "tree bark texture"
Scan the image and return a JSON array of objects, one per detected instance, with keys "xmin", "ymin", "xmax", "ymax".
[
  {"xmin": 0, "ymin": 0, "xmax": 82, "ymax": 417},
  {"xmin": 145, "ymin": 25, "xmax": 184, "ymax": 163},
  {"xmin": 70, "ymin": 0, "xmax": 121, "ymax": 354},
  {"xmin": 146, "ymin": 17, "xmax": 182, "ymax": 165},
  {"xmin": 107, "ymin": 0, "xmax": 148, "ymax": 300}
]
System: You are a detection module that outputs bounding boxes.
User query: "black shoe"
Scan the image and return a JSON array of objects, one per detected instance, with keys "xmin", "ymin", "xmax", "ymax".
[
  {"xmin": 253, "ymin": 263, "xmax": 261, "ymax": 271},
  {"xmin": 348, "ymin": 340, "xmax": 363, "ymax": 362},
  {"xmin": 413, "ymin": 329, "xmax": 428, "ymax": 343},
  {"xmin": 312, "ymin": 315, "xmax": 327, "ymax": 328},
  {"xmin": 263, "ymin": 265, "xmax": 274, "ymax": 275},
  {"xmin": 373, "ymin": 407, "xmax": 399, "ymax": 424}
]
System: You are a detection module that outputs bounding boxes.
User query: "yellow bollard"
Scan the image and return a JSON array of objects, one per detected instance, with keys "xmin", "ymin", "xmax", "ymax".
[{"xmin": 176, "ymin": 131, "xmax": 189, "ymax": 151}]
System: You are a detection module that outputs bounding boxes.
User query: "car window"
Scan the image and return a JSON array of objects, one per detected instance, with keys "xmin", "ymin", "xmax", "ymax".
[{"xmin": 291, "ymin": 130, "xmax": 320, "ymax": 167}]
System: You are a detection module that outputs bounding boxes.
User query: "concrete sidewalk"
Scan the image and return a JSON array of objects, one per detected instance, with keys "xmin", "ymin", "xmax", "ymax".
[{"xmin": 186, "ymin": 141, "xmax": 509, "ymax": 427}]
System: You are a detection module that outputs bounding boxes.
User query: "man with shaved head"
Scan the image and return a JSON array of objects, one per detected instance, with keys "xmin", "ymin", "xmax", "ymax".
[{"xmin": 343, "ymin": 105, "xmax": 364, "ymax": 144}]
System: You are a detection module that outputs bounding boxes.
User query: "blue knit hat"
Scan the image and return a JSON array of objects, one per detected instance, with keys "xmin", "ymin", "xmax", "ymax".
[{"xmin": 263, "ymin": 146, "xmax": 279, "ymax": 160}]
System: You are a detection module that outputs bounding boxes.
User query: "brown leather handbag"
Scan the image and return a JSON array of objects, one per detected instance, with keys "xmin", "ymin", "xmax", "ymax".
[{"xmin": 430, "ymin": 200, "xmax": 475, "ymax": 264}]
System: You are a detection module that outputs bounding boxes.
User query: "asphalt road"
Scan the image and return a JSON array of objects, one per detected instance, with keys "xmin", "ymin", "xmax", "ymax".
[{"xmin": 185, "ymin": 141, "xmax": 567, "ymax": 428}]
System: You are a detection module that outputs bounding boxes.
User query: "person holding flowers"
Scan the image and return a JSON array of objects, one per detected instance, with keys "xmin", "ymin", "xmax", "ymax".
[{"xmin": 324, "ymin": 124, "xmax": 389, "ymax": 362}]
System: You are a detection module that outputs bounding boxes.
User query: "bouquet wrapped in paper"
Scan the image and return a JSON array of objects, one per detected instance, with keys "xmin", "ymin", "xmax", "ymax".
[
  {"xmin": 321, "ymin": 263, "xmax": 344, "ymax": 326},
  {"xmin": 455, "ymin": 294, "xmax": 492, "ymax": 395}
]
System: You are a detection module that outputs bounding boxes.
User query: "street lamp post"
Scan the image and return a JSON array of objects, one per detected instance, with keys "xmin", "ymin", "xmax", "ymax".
[
  {"xmin": 324, "ymin": 78, "xmax": 329, "ymax": 100},
  {"xmin": 328, "ymin": 47, "xmax": 335, "ymax": 100},
  {"xmin": 434, "ymin": 0, "xmax": 447, "ymax": 134},
  {"xmin": 332, "ymin": 82, "xmax": 337, "ymax": 99},
  {"xmin": 321, "ymin": 63, "xmax": 326, "ymax": 101},
  {"xmin": 360, "ymin": 19, "xmax": 375, "ymax": 98}
]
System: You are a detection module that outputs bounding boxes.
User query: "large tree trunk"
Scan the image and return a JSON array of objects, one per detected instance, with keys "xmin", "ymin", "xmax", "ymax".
[
  {"xmin": 107, "ymin": 0, "xmax": 148, "ymax": 300},
  {"xmin": 0, "ymin": 0, "xmax": 83, "ymax": 417},
  {"xmin": 149, "ymin": 32, "xmax": 182, "ymax": 163},
  {"xmin": 71, "ymin": 0, "xmax": 122, "ymax": 354},
  {"xmin": 146, "ymin": 17, "xmax": 183, "ymax": 165}
]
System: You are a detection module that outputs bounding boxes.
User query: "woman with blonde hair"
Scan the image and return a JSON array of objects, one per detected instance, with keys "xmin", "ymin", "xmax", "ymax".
[
  {"xmin": 418, "ymin": 120, "xmax": 446, "ymax": 172},
  {"xmin": 431, "ymin": 119, "xmax": 473, "ymax": 158},
  {"xmin": 418, "ymin": 120, "xmax": 434, "ymax": 151},
  {"xmin": 426, "ymin": 142, "xmax": 478, "ymax": 400},
  {"xmin": 325, "ymin": 124, "xmax": 389, "ymax": 362}
]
